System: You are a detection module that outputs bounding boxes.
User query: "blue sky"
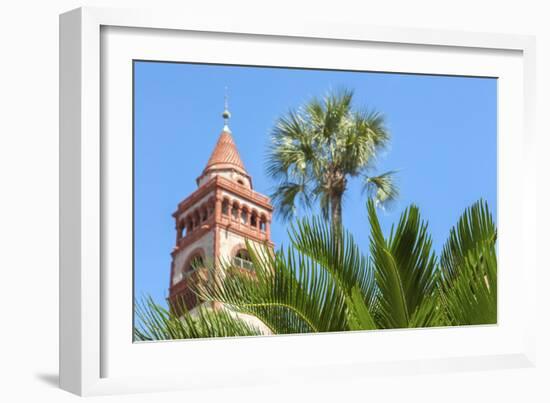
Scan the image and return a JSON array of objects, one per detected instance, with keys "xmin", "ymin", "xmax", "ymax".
[{"xmin": 134, "ymin": 61, "xmax": 497, "ymax": 308}]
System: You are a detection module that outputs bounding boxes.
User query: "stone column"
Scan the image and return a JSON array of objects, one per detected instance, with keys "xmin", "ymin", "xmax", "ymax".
[
  {"xmin": 251, "ymin": 212, "xmax": 258, "ymax": 231},
  {"xmin": 194, "ymin": 212, "xmax": 200, "ymax": 228},
  {"xmin": 237, "ymin": 206, "xmax": 242, "ymax": 225},
  {"xmin": 215, "ymin": 197, "xmax": 222, "ymax": 221}
]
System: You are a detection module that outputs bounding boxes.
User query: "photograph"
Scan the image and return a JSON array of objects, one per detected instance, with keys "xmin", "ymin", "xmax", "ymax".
[
  {"xmin": 132, "ymin": 61, "xmax": 497, "ymax": 341},
  {"xmin": 2, "ymin": 0, "xmax": 546, "ymax": 400}
]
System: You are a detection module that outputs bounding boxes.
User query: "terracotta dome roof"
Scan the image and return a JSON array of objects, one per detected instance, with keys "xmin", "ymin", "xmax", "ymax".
[{"xmin": 202, "ymin": 130, "xmax": 247, "ymax": 175}]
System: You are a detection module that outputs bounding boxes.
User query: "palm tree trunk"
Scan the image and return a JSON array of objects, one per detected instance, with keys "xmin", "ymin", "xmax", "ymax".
[{"xmin": 330, "ymin": 192, "xmax": 343, "ymax": 235}]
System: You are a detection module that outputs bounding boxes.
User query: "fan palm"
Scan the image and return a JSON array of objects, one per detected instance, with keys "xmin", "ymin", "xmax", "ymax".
[
  {"xmin": 267, "ymin": 89, "xmax": 398, "ymax": 233},
  {"xmin": 134, "ymin": 199, "xmax": 497, "ymax": 340}
]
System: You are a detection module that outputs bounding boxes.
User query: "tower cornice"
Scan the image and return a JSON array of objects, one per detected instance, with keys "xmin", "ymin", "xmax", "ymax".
[{"xmin": 173, "ymin": 175, "xmax": 272, "ymax": 219}]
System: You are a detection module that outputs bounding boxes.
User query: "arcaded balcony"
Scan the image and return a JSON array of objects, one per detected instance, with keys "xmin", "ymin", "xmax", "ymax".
[{"xmin": 219, "ymin": 197, "xmax": 271, "ymax": 241}]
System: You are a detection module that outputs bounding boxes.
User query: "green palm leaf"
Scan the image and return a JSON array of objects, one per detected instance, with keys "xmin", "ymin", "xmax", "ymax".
[
  {"xmin": 289, "ymin": 215, "xmax": 378, "ymax": 330},
  {"xmin": 364, "ymin": 171, "xmax": 399, "ymax": 206},
  {"xmin": 347, "ymin": 285, "xmax": 377, "ymax": 331},
  {"xmin": 367, "ymin": 199, "xmax": 439, "ymax": 328},
  {"xmin": 135, "ymin": 200, "xmax": 497, "ymax": 340},
  {"xmin": 439, "ymin": 200, "xmax": 497, "ymax": 325},
  {"xmin": 440, "ymin": 199, "xmax": 496, "ymax": 281},
  {"xmin": 134, "ymin": 296, "xmax": 262, "ymax": 341},
  {"xmin": 195, "ymin": 242, "xmax": 349, "ymax": 334},
  {"xmin": 289, "ymin": 216, "xmax": 377, "ymax": 307}
]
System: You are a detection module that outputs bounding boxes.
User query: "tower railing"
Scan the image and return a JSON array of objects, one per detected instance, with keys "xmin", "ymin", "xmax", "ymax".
[{"xmin": 232, "ymin": 256, "xmax": 254, "ymax": 271}]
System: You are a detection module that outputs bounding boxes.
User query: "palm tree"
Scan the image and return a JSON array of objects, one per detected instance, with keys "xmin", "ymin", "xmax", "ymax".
[
  {"xmin": 134, "ymin": 200, "xmax": 497, "ymax": 340},
  {"xmin": 266, "ymin": 88, "xmax": 398, "ymax": 233}
]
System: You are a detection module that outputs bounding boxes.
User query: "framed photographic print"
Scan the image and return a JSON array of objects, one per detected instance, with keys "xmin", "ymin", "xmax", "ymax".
[{"xmin": 60, "ymin": 6, "xmax": 537, "ymax": 396}]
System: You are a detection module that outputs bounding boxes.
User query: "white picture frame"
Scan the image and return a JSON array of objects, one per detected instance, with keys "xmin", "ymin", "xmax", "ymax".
[{"xmin": 59, "ymin": 6, "xmax": 537, "ymax": 396}]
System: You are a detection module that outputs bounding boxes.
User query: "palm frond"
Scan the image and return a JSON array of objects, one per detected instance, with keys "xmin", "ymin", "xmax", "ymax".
[
  {"xmin": 136, "ymin": 199, "xmax": 497, "ymax": 340},
  {"xmin": 439, "ymin": 200, "xmax": 497, "ymax": 325},
  {"xmin": 440, "ymin": 243, "xmax": 497, "ymax": 325},
  {"xmin": 347, "ymin": 285, "xmax": 377, "ymax": 331},
  {"xmin": 134, "ymin": 296, "xmax": 262, "ymax": 341},
  {"xmin": 266, "ymin": 109, "xmax": 315, "ymax": 179},
  {"xmin": 367, "ymin": 199, "xmax": 439, "ymax": 329},
  {"xmin": 304, "ymin": 97, "xmax": 326, "ymax": 133},
  {"xmin": 320, "ymin": 89, "xmax": 354, "ymax": 140},
  {"xmin": 337, "ymin": 109, "xmax": 390, "ymax": 174},
  {"xmin": 289, "ymin": 215, "xmax": 377, "ymax": 309},
  {"xmin": 195, "ymin": 241, "xmax": 349, "ymax": 334},
  {"xmin": 354, "ymin": 109, "xmax": 390, "ymax": 149},
  {"xmin": 270, "ymin": 181, "xmax": 313, "ymax": 221},
  {"xmin": 364, "ymin": 171, "xmax": 399, "ymax": 207},
  {"xmin": 440, "ymin": 199, "xmax": 497, "ymax": 282}
]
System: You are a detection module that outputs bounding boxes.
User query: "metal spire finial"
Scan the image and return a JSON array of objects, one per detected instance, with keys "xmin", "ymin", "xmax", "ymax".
[{"xmin": 222, "ymin": 87, "xmax": 231, "ymax": 132}]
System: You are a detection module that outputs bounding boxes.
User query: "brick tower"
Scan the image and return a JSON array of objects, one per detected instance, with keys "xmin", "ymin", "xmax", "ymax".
[{"xmin": 168, "ymin": 103, "xmax": 273, "ymax": 315}]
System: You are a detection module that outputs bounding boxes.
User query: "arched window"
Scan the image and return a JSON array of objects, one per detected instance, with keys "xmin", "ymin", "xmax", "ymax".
[
  {"xmin": 241, "ymin": 208, "xmax": 248, "ymax": 225},
  {"xmin": 250, "ymin": 211, "xmax": 258, "ymax": 228},
  {"xmin": 260, "ymin": 216, "xmax": 267, "ymax": 232},
  {"xmin": 237, "ymin": 179, "xmax": 244, "ymax": 186},
  {"xmin": 187, "ymin": 254, "xmax": 204, "ymax": 273},
  {"xmin": 233, "ymin": 249, "xmax": 253, "ymax": 270},
  {"xmin": 201, "ymin": 207, "xmax": 207, "ymax": 222},
  {"xmin": 179, "ymin": 222, "xmax": 186, "ymax": 238},
  {"xmin": 222, "ymin": 199, "xmax": 229, "ymax": 215}
]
